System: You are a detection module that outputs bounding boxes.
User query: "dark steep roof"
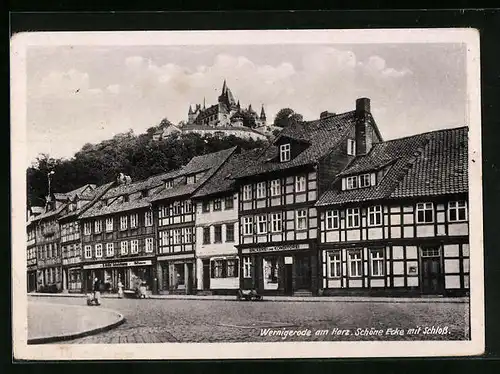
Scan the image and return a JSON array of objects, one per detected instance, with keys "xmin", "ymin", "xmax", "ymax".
[
  {"xmin": 233, "ymin": 111, "xmax": 362, "ymax": 178},
  {"xmin": 191, "ymin": 148, "xmax": 263, "ymax": 199},
  {"xmin": 59, "ymin": 182, "xmax": 115, "ymax": 220},
  {"xmin": 315, "ymin": 126, "xmax": 468, "ymax": 206}
]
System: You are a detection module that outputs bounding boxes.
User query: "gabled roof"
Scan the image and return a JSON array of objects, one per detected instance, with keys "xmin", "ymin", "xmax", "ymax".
[
  {"xmin": 59, "ymin": 182, "xmax": 115, "ymax": 220},
  {"xmin": 233, "ymin": 111, "xmax": 360, "ymax": 178},
  {"xmin": 150, "ymin": 147, "xmax": 237, "ymax": 202},
  {"xmin": 315, "ymin": 126, "xmax": 468, "ymax": 206},
  {"xmin": 191, "ymin": 148, "xmax": 263, "ymax": 199}
]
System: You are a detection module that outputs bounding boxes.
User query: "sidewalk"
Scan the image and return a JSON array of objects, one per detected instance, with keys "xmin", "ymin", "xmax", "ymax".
[
  {"xmin": 28, "ymin": 300, "xmax": 125, "ymax": 344},
  {"xmin": 28, "ymin": 292, "xmax": 468, "ymax": 304}
]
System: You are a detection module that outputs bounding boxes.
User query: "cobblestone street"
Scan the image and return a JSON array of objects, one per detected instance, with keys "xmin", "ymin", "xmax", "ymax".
[{"xmin": 29, "ymin": 296, "xmax": 470, "ymax": 344}]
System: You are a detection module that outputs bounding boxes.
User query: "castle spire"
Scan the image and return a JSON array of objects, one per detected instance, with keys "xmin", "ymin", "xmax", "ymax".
[
  {"xmin": 222, "ymin": 79, "xmax": 227, "ymax": 95},
  {"xmin": 260, "ymin": 104, "xmax": 266, "ymax": 120},
  {"xmin": 203, "ymin": 97, "xmax": 206, "ymax": 109},
  {"xmin": 188, "ymin": 105, "xmax": 193, "ymax": 114}
]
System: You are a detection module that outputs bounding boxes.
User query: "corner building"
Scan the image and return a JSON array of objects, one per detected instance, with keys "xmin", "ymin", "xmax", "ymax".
[
  {"xmin": 315, "ymin": 126, "xmax": 469, "ymax": 296},
  {"xmin": 233, "ymin": 98, "xmax": 382, "ymax": 295}
]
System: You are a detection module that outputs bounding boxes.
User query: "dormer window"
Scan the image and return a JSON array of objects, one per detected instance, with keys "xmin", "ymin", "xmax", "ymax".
[
  {"xmin": 186, "ymin": 175, "xmax": 196, "ymax": 184},
  {"xmin": 346, "ymin": 176, "xmax": 358, "ymax": 190},
  {"xmin": 280, "ymin": 143, "xmax": 291, "ymax": 162},
  {"xmin": 347, "ymin": 139, "xmax": 356, "ymax": 156},
  {"xmin": 344, "ymin": 173, "xmax": 374, "ymax": 190},
  {"xmin": 123, "ymin": 194, "xmax": 129, "ymax": 202},
  {"xmin": 165, "ymin": 180, "xmax": 174, "ymax": 189},
  {"xmin": 359, "ymin": 174, "xmax": 371, "ymax": 188},
  {"xmin": 141, "ymin": 189, "xmax": 149, "ymax": 198}
]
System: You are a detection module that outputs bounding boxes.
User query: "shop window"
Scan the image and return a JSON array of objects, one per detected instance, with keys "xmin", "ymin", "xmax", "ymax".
[
  {"xmin": 416, "ymin": 202, "xmax": 434, "ymax": 223},
  {"xmin": 326, "ymin": 210, "xmax": 339, "ymax": 230},
  {"xmin": 214, "ymin": 225, "xmax": 222, "ymax": 243},
  {"xmin": 145, "ymin": 237, "xmax": 154, "ymax": 253},
  {"xmin": 243, "ymin": 217, "xmax": 253, "ymax": 235},
  {"xmin": 295, "ymin": 176, "xmax": 306, "ymax": 193},
  {"xmin": 105, "ymin": 217, "xmax": 113, "ymax": 232},
  {"xmin": 224, "ymin": 196, "xmax": 234, "ymax": 210},
  {"xmin": 370, "ymin": 249, "xmax": 384, "ymax": 276},
  {"xmin": 256, "ymin": 182, "xmax": 266, "ymax": 199},
  {"xmin": 328, "ymin": 251, "xmax": 341, "ymax": 278},
  {"xmin": 243, "ymin": 257, "xmax": 252, "ymax": 278},
  {"xmin": 202, "ymin": 201, "xmax": 210, "ymax": 213},
  {"xmin": 243, "ymin": 185, "xmax": 252, "ymax": 201},
  {"xmin": 368, "ymin": 206, "xmax": 383, "ymax": 226},
  {"xmin": 213, "ymin": 199, "xmax": 222, "ymax": 211},
  {"xmin": 270, "ymin": 179, "xmax": 281, "ymax": 196},
  {"xmin": 448, "ymin": 201, "xmax": 467, "ymax": 222},
  {"xmin": 263, "ymin": 257, "xmax": 279, "ymax": 289},
  {"xmin": 144, "ymin": 211, "xmax": 153, "ymax": 227},
  {"xmin": 346, "ymin": 208, "xmax": 360, "ymax": 228},
  {"xmin": 348, "ymin": 250, "xmax": 362, "ymax": 277},
  {"xmin": 296, "ymin": 209, "xmax": 307, "ymax": 230},
  {"xmin": 227, "ymin": 259, "xmax": 238, "ymax": 278},
  {"xmin": 203, "ymin": 227, "xmax": 211, "ymax": 244},
  {"xmin": 174, "ymin": 264, "xmax": 185, "ymax": 287},
  {"xmin": 212, "ymin": 260, "xmax": 225, "ymax": 278}
]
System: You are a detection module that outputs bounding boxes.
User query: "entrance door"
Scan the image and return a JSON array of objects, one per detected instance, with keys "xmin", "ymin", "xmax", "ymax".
[
  {"xmin": 186, "ymin": 263, "xmax": 194, "ymax": 294},
  {"xmin": 202, "ymin": 260, "xmax": 210, "ymax": 290},
  {"xmin": 295, "ymin": 254, "xmax": 311, "ymax": 290},
  {"xmin": 284, "ymin": 262, "xmax": 293, "ymax": 295},
  {"xmin": 421, "ymin": 247, "xmax": 444, "ymax": 294}
]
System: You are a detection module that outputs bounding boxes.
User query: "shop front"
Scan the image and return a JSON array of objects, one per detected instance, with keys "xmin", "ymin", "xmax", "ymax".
[
  {"xmin": 27, "ymin": 261, "xmax": 37, "ymax": 292},
  {"xmin": 157, "ymin": 253, "xmax": 196, "ymax": 295},
  {"xmin": 82, "ymin": 259, "xmax": 154, "ymax": 293},
  {"xmin": 239, "ymin": 242, "xmax": 319, "ymax": 296}
]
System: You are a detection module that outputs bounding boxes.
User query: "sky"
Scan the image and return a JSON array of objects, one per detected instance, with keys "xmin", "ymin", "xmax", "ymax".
[{"xmin": 26, "ymin": 42, "xmax": 467, "ymax": 165}]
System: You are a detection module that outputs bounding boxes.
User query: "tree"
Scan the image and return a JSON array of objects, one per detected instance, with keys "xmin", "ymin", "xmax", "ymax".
[{"xmin": 273, "ymin": 108, "xmax": 303, "ymax": 128}]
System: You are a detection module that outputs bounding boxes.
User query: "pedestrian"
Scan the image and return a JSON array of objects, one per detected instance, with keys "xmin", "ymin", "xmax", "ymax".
[
  {"xmin": 117, "ymin": 278, "xmax": 124, "ymax": 299},
  {"xmin": 93, "ymin": 277, "xmax": 101, "ymax": 305}
]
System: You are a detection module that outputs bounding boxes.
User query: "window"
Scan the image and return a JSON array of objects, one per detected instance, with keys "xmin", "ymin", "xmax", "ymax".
[
  {"xmin": 243, "ymin": 217, "xmax": 253, "ymax": 235},
  {"xmin": 347, "ymin": 139, "xmax": 356, "ymax": 155},
  {"xmin": 186, "ymin": 175, "xmax": 196, "ymax": 184},
  {"xmin": 173, "ymin": 229, "xmax": 181, "ymax": 245},
  {"xmin": 346, "ymin": 208, "xmax": 360, "ymax": 228},
  {"xmin": 106, "ymin": 243, "xmax": 114, "ymax": 257},
  {"xmin": 257, "ymin": 215, "xmax": 267, "ymax": 234},
  {"xmin": 280, "ymin": 143, "xmax": 291, "ymax": 162},
  {"xmin": 226, "ymin": 224, "xmax": 235, "ymax": 242},
  {"xmin": 120, "ymin": 241, "xmax": 128, "ymax": 255},
  {"xmin": 184, "ymin": 200, "xmax": 192, "ymax": 214},
  {"xmin": 448, "ymin": 201, "xmax": 467, "ymax": 222},
  {"xmin": 421, "ymin": 247, "xmax": 441, "ymax": 257},
  {"xmin": 348, "ymin": 250, "xmax": 362, "ymax": 277},
  {"xmin": 202, "ymin": 201, "xmax": 210, "ymax": 213},
  {"xmin": 144, "ymin": 211, "xmax": 153, "ymax": 227},
  {"xmin": 224, "ymin": 196, "xmax": 234, "ymax": 210},
  {"xmin": 256, "ymin": 182, "xmax": 266, "ymax": 199},
  {"xmin": 296, "ymin": 209, "xmax": 307, "ymax": 230},
  {"xmin": 227, "ymin": 259, "xmax": 238, "ymax": 277},
  {"xmin": 326, "ymin": 210, "xmax": 339, "ymax": 230},
  {"xmin": 145, "ymin": 237, "xmax": 154, "ymax": 253},
  {"xmin": 212, "ymin": 260, "xmax": 224, "ymax": 278},
  {"xmin": 130, "ymin": 213, "xmax": 138, "ymax": 228},
  {"xmin": 270, "ymin": 179, "xmax": 281, "ymax": 196},
  {"xmin": 370, "ymin": 249, "xmax": 385, "ymax": 276},
  {"xmin": 213, "ymin": 199, "xmax": 222, "ymax": 211},
  {"xmin": 172, "ymin": 202, "xmax": 181, "ymax": 215},
  {"xmin": 243, "ymin": 185, "xmax": 252, "ymax": 201},
  {"xmin": 84, "ymin": 245, "xmax": 92, "ymax": 259},
  {"xmin": 346, "ymin": 176, "xmax": 358, "ymax": 190},
  {"xmin": 120, "ymin": 215, "xmax": 128, "ymax": 230},
  {"xmin": 271, "ymin": 213, "xmax": 282, "ymax": 232},
  {"xmin": 295, "ymin": 176, "xmax": 306, "ymax": 193},
  {"xmin": 165, "ymin": 180, "xmax": 174, "ymax": 189},
  {"xmin": 243, "ymin": 257, "xmax": 252, "ymax": 278},
  {"xmin": 368, "ymin": 206, "xmax": 383, "ymax": 226},
  {"xmin": 95, "ymin": 244, "xmax": 103, "ymax": 258},
  {"xmin": 328, "ymin": 251, "xmax": 341, "ymax": 278},
  {"xmin": 203, "ymin": 227, "xmax": 211, "ymax": 244},
  {"xmin": 105, "ymin": 217, "xmax": 113, "ymax": 232},
  {"xmin": 416, "ymin": 202, "xmax": 434, "ymax": 223},
  {"xmin": 359, "ymin": 174, "xmax": 371, "ymax": 188},
  {"xmin": 214, "ymin": 225, "xmax": 222, "ymax": 243},
  {"xmin": 131, "ymin": 239, "xmax": 139, "ymax": 254},
  {"xmin": 84, "ymin": 222, "xmax": 92, "ymax": 235}
]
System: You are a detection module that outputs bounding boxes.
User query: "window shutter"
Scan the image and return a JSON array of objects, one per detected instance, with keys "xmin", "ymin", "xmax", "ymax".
[
  {"xmin": 341, "ymin": 178, "xmax": 346, "ymax": 191},
  {"xmin": 370, "ymin": 173, "xmax": 376, "ymax": 186}
]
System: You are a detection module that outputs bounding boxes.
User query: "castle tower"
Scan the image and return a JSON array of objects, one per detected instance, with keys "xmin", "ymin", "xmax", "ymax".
[
  {"xmin": 260, "ymin": 105, "xmax": 266, "ymax": 121},
  {"xmin": 188, "ymin": 105, "xmax": 195, "ymax": 124}
]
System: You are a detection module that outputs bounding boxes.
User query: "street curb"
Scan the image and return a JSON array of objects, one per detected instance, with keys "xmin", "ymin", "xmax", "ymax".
[
  {"xmin": 28, "ymin": 293, "xmax": 468, "ymax": 304},
  {"xmin": 28, "ymin": 307, "xmax": 126, "ymax": 345}
]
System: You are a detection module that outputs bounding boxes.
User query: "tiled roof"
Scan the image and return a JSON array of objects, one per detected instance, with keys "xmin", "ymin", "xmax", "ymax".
[
  {"xmin": 233, "ymin": 111, "xmax": 359, "ymax": 178},
  {"xmin": 315, "ymin": 126, "xmax": 468, "ymax": 206},
  {"xmin": 31, "ymin": 206, "xmax": 44, "ymax": 214},
  {"xmin": 151, "ymin": 147, "xmax": 237, "ymax": 202},
  {"xmin": 59, "ymin": 182, "xmax": 115, "ymax": 220},
  {"xmin": 31, "ymin": 202, "xmax": 67, "ymax": 222},
  {"xmin": 191, "ymin": 148, "xmax": 263, "ymax": 199}
]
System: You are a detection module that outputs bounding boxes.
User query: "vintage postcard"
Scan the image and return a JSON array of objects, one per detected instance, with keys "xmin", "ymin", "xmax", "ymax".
[{"xmin": 11, "ymin": 28, "xmax": 484, "ymax": 360}]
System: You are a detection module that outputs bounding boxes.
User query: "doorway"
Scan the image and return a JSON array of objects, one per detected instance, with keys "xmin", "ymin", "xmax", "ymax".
[
  {"xmin": 420, "ymin": 247, "xmax": 444, "ymax": 294},
  {"xmin": 202, "ymin": 260, "xmax": 210, "ymax": 291},
  {"xmin": 284, "ymin": 257, "xmax": 293, "ymax": 295},
  {"xmin": 295, "ymin": 254, "xmax": 311, "ymax": 290}
]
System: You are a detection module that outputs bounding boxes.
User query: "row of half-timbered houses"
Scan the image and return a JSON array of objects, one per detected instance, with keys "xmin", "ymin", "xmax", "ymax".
[{"xmin": 26, "ymin": 97, "xmax": 470, "ymax": 297}]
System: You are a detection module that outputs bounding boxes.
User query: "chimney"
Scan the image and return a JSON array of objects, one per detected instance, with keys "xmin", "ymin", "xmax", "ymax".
[
  {"xmin": 320, "ymin": 110, "xmax": 335, "ymax": 119},
  {"xmin": 355, "ymin": 98, "xmax": 372, "ymax": 155}
]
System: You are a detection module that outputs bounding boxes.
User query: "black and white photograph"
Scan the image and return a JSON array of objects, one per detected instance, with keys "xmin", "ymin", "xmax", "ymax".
[{"xmin": 11, "ymin": 28, "xmax": 484, "ymax": 359}]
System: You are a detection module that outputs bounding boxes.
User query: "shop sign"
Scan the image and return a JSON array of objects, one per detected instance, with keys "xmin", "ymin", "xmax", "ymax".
[
  {"xmin": 242, "ymin": 243, "xmax": 309, "ymax": 254},
  {"xmin": 83, "ymin": 260, "xmax": 152, "ymax": 270},
  {"xmin": 157, "ymin": 253, "xmax": 194, "ymax": 261}
]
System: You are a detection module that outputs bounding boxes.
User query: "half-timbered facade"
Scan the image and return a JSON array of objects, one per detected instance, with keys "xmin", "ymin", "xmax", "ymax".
[
  {"xmin": 78, "ymin": 174, "xmax": 170, "ymax": 293},
  {"xmin": 151, "ymin": 147, "xmax": 236, "ymax": 294},
  {"xmin": 316, "ymin": 126, "xmax": 469, "ymax": 296},
  {"xmin": 233, "ymin": 98, "xmax": 382, "ymax": 295},
  {"xmin": 26, "ymin": 206, "xmax": 43, "ymax": 292},
  {"xmin": 191, "ymin": 149, "xmax": 259, "ymax": 295}
]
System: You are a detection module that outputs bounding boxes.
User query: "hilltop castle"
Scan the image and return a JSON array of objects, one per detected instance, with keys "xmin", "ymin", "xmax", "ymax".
[{"xmin": 187, "ymin": 80, "xmax": 267, "ymax": 128}]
